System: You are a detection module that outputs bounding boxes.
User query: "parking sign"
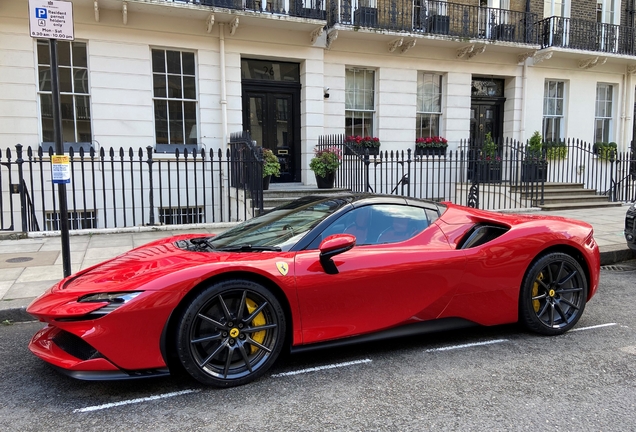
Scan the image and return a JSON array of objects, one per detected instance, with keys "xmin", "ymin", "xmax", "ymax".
[{"xmin": 28, "ymin": 0, "xmax": 74, "ymax": 40}]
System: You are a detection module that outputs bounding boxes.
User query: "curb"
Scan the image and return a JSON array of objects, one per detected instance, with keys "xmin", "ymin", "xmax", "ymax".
[{"xmin": 2, "ymin": 247, "xmax": 634, "ymax": 325}]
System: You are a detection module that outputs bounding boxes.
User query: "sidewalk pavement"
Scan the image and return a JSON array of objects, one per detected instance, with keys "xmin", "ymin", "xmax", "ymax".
[{"xmin": 1, "ymin": 205, "xmax": 633, "ymax": 323}]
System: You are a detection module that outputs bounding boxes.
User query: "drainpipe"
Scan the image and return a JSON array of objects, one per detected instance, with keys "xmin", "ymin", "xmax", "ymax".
[
  {"xmin": 621, "ymin": 66, "xmax": 633, "ymax": 153},
  {"xmin": 219, "ymin": 23, "xmax": 228, "ymax": 149},
  {"xmin": 519, "ymin": 58, "xmax": 528, "ymax": 143}
]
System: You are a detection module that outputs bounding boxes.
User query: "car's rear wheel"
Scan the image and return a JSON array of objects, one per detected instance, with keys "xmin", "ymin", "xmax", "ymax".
[
  {"xmin": 519, "ymin": 253, "xmax": 588, "ymax": 335},
  {"xmin": 176, "ymin": 280, "xmax": 285, "ymax": 387}
]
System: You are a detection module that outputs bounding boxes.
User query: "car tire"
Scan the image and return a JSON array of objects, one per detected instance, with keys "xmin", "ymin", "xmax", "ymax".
[
  {"xmin": 519, "ymin": 252, "xmax": 588, "ymax": 335},
  {"xmin": 176, "ymin": 279, "xmax": 285, "ymax": 387}
]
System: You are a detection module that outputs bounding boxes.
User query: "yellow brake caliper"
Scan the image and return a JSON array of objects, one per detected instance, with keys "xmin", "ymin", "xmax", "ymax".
[
  {"xmin": 245, "ymin": 298, "xmax": 266, "ymax": 354},
  {"xmin": 532, "ymin": 272, "xmax": 544, "ymax": 312}
]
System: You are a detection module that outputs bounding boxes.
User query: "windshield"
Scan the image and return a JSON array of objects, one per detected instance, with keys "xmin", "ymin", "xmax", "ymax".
[{"xmin": 208, "ymin": 196, "xmax": 350, "ymax": 251}]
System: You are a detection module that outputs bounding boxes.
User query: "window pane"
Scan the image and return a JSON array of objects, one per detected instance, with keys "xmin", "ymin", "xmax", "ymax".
[
  {"xmin": 167, "ymin": 51, "xmax": 181, "ymax": 74},
  {"xmin": 182, "ymin": 52, "xmax": 195, "ymax": 76},
  {"xmin": 40, "ymin": 94, "xmax": 54, "ymax": 142},
  {"xmin": 153, "ymin": 74, "xmax": 166, "ymax": 98},
  {"xmin": 154, "ymin": 100, "xmax": 168, "ymax": 144},
  {"xmin": 37, "ymin": 40, "xmax": 50, "ymax": 64},
  {"xmin": 76, "ymin": 95, "xmax": 92, "ymax": 142},
  {"xmin": 152, "ymin": 50, "xmax": 165, "ymax": 73},
  {"xmin": 38, "ymin": 66, "xmax": 51, "ymax": 91},
  {"xmin": 57, "ymin": 41, "xmax": 71, "ymax": 66},
  {"xmin": 168, "ymin": 100, "xmax": 184, "ymax": 144},
  {"xmin": 72, "ymin": 42, "xmax": 87, "ymax": 68},
  {"xmin": 75, "ymin": 95, "xmax": 91, "ymax": 121},
  {"xmin": 59, "ymin": 67, "xmax": 72, "ymax": 93},
  {"xmin": 184, "ymin": 101, "xmax": 197, "ymax": 144},
  {"xmin": 168, "ymin": 75, "xmax": 182, "ymax": 99},
  {"xmin": 73, "ymin": 69, "xmax": 89, "ymax": 94},
  {"xmin": 183, "ymin": 76, "xmax": 196, "ymax": 100},
  {"xmin": 61, "ymin": 94, "xmax": 75, "ymax": 142}
]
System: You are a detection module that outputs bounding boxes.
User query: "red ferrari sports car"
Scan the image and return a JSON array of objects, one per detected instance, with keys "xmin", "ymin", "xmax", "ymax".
[{"xmin": 27, "ymin": 193, "xmax": 600, "ymax": 387}]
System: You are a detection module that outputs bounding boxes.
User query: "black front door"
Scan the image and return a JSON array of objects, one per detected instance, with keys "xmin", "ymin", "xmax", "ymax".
[
  {"xmin": 241, "ymin": 59, "xmax": 301, "ymax": 183},
  {"xmin": 243, "ymin": 88, "xmax": 298, "ymax": 182},
  {"xmin": 469, "ymin": 101, "xmax": 502, "ymax": 149}
]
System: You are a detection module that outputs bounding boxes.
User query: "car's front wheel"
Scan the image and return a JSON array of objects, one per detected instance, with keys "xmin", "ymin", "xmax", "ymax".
[
  {"xmin": 519, "ymin": 253, "xmax": 588, "ymax": 335},
  {"xmin": 176, "ymin": 279, "xmax": 285, "ymax": 387}
]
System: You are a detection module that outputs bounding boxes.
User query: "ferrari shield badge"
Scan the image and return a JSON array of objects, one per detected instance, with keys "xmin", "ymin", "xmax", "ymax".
[{"xmin": 276, "ymin": 262, "xmax": 289, "ymax": 276}]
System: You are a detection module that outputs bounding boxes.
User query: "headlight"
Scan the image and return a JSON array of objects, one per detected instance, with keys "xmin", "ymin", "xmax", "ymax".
[{"xmin": 78, "ymin": 292, "xmax": 142, "ymax": 316}]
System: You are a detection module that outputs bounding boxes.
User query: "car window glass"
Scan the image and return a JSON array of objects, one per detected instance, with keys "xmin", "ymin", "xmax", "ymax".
[{"xmin": 309, "ymin": 204, "xmax": 430, "ymax": 249}]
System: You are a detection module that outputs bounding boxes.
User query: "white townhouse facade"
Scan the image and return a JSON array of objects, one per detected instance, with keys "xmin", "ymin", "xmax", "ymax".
[{"xmin": 2, "ymin": 0, "xmax": 636, "ymax": 186}]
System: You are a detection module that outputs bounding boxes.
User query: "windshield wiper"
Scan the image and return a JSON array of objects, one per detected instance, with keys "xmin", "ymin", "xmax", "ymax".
[
  {"xmin": 215, "ymin": 244, "xmax": 282, "ymax": 252},
  {"xmin": 189, "ymin": 237, "xmax": 216, "ymax": 250}
]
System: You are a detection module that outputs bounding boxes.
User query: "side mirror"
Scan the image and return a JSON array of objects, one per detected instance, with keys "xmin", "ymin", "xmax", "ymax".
[{"xmin": 318, "ymin": 234, "xmax": 356, "ymax": 274}]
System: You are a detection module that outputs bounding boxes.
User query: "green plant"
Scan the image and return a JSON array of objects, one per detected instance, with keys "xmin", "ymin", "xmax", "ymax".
[
  {"xmin": 480, "ymin": 132, "xmax": 500, "ymax": 161},
  {"xmin": 544, "ymin": 141, "xmax": 568, "ymax": 160},
  {"xmin": 262, "ymin": 149, "xmax": 280, "ymax": 178},
  {"xmin": 310, "ymin": 147, "xmax": 342, "ymax": 177},
  {"xmin": 525, "ymin": 131, "xmax": 545, "ymax": 162},
  {"xmin": 593, "ymin": 142, "xmax": 617, "ymax": 160}
]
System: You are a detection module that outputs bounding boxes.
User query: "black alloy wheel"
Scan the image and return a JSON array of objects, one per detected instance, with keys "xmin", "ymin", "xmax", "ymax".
[
  {"xmin": 176, "ymin": 280, "xmax": 285, "ymax": 387},
  {"xmin": 519, "ymin": 253, "xmax": 588, "ymax": 335}
]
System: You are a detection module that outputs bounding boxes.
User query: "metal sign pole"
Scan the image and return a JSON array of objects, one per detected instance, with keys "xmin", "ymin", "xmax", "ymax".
[
  {"xmin": 29, "ymin": 0, "xmax": 75, "ymax": 278},
  {"xmin": 49, "ymin": 39, "xmax": 72, "ymax": 278}
]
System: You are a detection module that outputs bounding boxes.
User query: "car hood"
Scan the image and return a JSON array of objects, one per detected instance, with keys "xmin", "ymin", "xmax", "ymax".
[{"xmin": 55, "ymin": 234, "xmax": 283, "ymax": 295}]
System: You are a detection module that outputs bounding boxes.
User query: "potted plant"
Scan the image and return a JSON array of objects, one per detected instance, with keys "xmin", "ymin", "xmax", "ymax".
[
  {"xmin": 545, "ymin": 140, "xmax": 568, "ymax": 160},
  {"xmin": 309, "ymin": 146, "xmax": 342, "ymax": 189},
  {"xmin": 262, "ymin": 148, "xmax": 280, "ymax": 190},
  {"xmin": 522, "ymin": 131, "xmax": 548, "ymax": 182},
  {"xmin": 476, "ymin": 132, "xmax": 502, "ymax": 183},
  {"xmin": 344, "ymin": 135, "xmax": 381, "ymax": 156},
  {"xmin": 415, "ymin": 136, "xmax": 448, "ymax": 156},
  {"xmin": 593, "ymin": 141, "xmax": 617, "ymax": 160}
]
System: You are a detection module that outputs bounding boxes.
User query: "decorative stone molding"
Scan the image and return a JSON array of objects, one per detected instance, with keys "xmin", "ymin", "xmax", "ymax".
[
  {"xmin": 206, "ymin": 14, "xmax": 215, "ymax": 33},
  {"xmin": 468, "ymin": 45, "xmax": 486, "ymax": 59},
  {"xmin": 400, "ymin": 39, "xmax": 416, "ymax": 54},
  {"xmin": 388, "ymin": 38, "xmax": 403, "ymax": 52},
  {"xmin": 456, "ymin": 45, "xmax": 474, "ymax": 59},
  {"xmin": 310, "ymin": 26, "xmax": 324, "ymax": 45},
  {"xmin": 230, "ymin": 17, "xmax": 239, "ymax": 35},
  {"xmin": 578, "ymin": 56, "xmax": 607, "ymax": 69},
  {"xmin": 122, "ymin": 2, "xmax": 127, "ymax": 25},
  {"xmin": 532, "ymin": 51, "xmax": 553, "ymax": 64},
  {"xmin": 457, "ymin": 44, "xmax": 485, "ymax": 59},
  {"xmin": 326, "ymin": 30, "xmax": 338, "ymax": 50},
  {"xmin": 517, "ymin": 51, "xmax": 536, "ymax": 63},
  {"xmin": 94, "ymin": 0, "xmax": 99, "ymax": 22},
  {"xmin": 628, "ymin": 65, "xmax": 636, "ymax": 75}
]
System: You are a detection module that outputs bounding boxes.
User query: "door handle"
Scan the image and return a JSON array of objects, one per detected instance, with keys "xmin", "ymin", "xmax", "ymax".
[{"xmin": 479, "ymin": 124, "xmax": 484, "ymax": 132}]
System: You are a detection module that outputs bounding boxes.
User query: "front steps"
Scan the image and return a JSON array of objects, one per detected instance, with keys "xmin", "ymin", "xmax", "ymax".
[
  {"xmin": 262, "ymin": 183, "xmax": 349, "ymax": 212},
  {"xmin": 511, "ymin": 182, "xmax": 622, "ymax": 211}
]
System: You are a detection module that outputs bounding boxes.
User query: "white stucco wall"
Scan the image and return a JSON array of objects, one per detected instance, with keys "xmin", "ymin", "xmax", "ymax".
[{"xmin": 2, "ymin": 0, "xmax": 635, "ymax": 178}]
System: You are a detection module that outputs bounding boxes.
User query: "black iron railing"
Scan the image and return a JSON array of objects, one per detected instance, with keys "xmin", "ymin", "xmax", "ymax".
[
  {"xmin": 0, "ymin": 142, "xmax": 262, "ymax": 232},
  {"xmin": 537, "ymin": 16, "xmax": 636, "ymax": 55},
  {"xmin": 317, "ymin": 135, "xmax": 636, "ymax": 210},
  {"xmin": 328, "ymin": 0, "xmax": 537, "ymax": 44},
  {"xmin": 229, "ymin": 131, "xmax": 265, "ymax": 216}
]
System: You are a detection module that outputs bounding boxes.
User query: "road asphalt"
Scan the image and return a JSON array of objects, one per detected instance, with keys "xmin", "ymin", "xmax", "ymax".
[{"xmin": 0, "ymin": 205, "xmax": 633, "ymax": 323}]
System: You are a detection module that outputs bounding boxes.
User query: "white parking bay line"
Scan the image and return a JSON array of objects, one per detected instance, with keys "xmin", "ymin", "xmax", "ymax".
[
  {"xmin": 571, "ymin": 322, "xmax": 617, "ymax": 332},
  {"xmin": 73, "ymin": 389, "xmax": 200, "ymax": 413},
  {"xmin": 271, "ymin": 358, "xmax": 372, "ymax": 377},
  {"xmin": 426, "ymin": 339, "xmax": 509, "ymax": 352}
]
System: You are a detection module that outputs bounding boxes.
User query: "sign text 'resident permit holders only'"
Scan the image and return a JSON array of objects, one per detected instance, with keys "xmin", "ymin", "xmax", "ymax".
[{"xmin": 28, "ymin": 0, "xmax": 74, "ymax": 40}]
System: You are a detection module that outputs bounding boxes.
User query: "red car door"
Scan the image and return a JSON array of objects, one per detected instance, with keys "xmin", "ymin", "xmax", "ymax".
[{"xmin": 293, "ymin": 221, "xmax": 466, "ymax": 345}]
